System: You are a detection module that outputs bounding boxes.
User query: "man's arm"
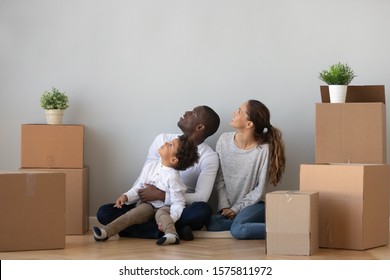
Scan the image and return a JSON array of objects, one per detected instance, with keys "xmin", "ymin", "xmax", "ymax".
[{"xmin": 183, "ymin": 152, "xmax": 219, "ymax": 204}]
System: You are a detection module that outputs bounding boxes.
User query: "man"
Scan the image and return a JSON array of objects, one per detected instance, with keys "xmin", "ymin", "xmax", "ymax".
[{"xmin": 96, "ymin": 105, "xmax": 220, "ymax": 240}]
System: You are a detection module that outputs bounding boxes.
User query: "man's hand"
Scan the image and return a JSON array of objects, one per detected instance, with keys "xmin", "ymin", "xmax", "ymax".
[{"xmin": 138, "ymin": 184, "xmax": 165, "ymax": 202}]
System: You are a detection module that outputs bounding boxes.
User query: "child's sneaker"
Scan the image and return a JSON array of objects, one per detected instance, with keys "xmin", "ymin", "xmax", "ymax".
[
  {"xmin": 93, "ymin": 226, "xmax": 108, "ymax": 242},
  {"xmin": 156, "ymin": 233, "xmax": 180, "ymax": 246}
]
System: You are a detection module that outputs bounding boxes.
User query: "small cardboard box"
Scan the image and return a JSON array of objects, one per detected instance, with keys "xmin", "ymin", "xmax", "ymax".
[
  {"xmin": 21, "ymin": 124, "xmax": 84, "ymax": 168},
  {"xmin": 300, "ymin": 164, "xmax": 390, "ymax": 250},
  {"xmin": 266, "ymin": 191, "xmax": 319, "ymax": 256},
  {"xmin": 316, "ymin": 85, "xmax": 386, "ymax": 164},
  {"xmin": 0, "ymin": 171, "xmax": 66, "ymax": 252},
  {"xmin": 20, "ymin": 167, "xmax": 89, "ymax": 235}
]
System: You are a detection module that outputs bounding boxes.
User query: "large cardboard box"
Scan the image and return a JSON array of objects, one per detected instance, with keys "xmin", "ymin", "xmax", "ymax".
[
  {"xmin": 20, "ymin": 167, "xmax": 89, "ymax": 235},
  {"xmin": 0, "ymin": 171, "xmax": 66, "ymax": 252},
  {"xmin": 266, "ymin": 191, "xmax": 319, "ymax": 256},
  {"xmin": 21, "ymin": 124, "xmax": 84, "ymax": 168},
  {"xmin": 316, "ymin": 85, "xmax": 386, "ymax": 164},
  {"xmin": 300, "ymin": 164, "xmax": 389, "ymax": 250}
]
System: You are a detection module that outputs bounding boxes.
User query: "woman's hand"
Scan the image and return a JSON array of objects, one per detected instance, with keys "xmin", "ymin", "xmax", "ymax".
[{"xmin": 221, "ymin": 208, "xmax": 236, "ymax": 219}]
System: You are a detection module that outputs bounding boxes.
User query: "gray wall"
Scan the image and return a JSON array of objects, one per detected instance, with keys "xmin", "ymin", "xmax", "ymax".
[{"xmin": 1, "ymin": 0, "xmax": 389, "ymax": 217}]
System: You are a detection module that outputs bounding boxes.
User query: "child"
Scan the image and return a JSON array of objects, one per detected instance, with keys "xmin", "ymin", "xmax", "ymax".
[{"xmin": 93, "ymin": 135, "xmax": 199, "ymax": 245}]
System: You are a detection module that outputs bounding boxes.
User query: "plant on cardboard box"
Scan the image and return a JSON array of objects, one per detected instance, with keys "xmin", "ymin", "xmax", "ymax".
[
  {"xmin": 40, "ymin": 87, "xmax": 69, "ymax": 110},
  {"xmin": 40, "ymin": 87, "xmax": 69, "ymax": 124},
  {"xmin": 318, "ymin": 62, "xmax": 356, "ymax": 103},
  {"xmin": 319, "ymin": 62, "xmax": 356, "ymax": 85}
]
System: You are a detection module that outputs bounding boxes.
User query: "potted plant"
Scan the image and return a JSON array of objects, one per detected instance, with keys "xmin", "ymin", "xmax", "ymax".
[
  {"xmin": 40, "ymin": 87, "xmax": 69, "ymax": 124},
  {"xmin": 319, "ymin": 62, "xmax": 356, "ymax": 103}
]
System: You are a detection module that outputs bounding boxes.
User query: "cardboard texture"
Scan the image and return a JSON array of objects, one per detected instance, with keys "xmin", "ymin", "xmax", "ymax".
[
  {"xmin": 20, "ymin": 167, "xmax": 89, "ymax": 235},
  {"xmin": 315, "ymin": 103, "xmax": 386, "ymax": 164},
  {"xmin": 266, "ymin": 191, "xmax": 319, "ymax": 256},
  {"xmin": 0, "ymin": 172, "xmax": 66, "ymax": 252},
  {"xmin": 299, "ymin": 164, "xmax": 390, "ymax": 250},
  {"xmin": 317, "ymin": 85, "xmax": 386, "ymax": 164},
  {"xmin": 320, "ymin": 85, "xmax": 385, "ymax": 103},
  {"xmin": 21, "ymin": 124, "xmax": 84, "ymax": 168}
]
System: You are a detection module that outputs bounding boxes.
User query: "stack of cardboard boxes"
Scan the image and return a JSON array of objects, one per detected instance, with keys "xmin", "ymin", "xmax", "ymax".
[
  {"xmin": 1, "ymin": 124, "xmax": 89, "ymax": 252},
  {"xmin": 20, "ymin": 124, "xmax": 89, "ymax": 236},
  {"xmin": 265, "ymin": 85, "xmax": 389, "ymax": 256},
  {"xmin": 300, "ymin": 85, "xmax": 390, "ymax": 250}
]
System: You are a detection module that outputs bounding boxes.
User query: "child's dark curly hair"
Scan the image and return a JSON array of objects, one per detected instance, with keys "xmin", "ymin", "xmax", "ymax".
[{"xmin": 174, "ymin": 135, "xmax": 200, "ymax": 171}]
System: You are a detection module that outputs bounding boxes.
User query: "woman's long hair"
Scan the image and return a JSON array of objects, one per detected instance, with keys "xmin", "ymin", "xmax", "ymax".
[{"xmin": 246, "ymin": 100, "xmax": 286, "ymax": 186}]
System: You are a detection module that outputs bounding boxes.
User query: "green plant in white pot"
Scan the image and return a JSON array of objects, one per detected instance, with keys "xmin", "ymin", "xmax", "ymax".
[
  {"xmin": 40, "ymin": 87, "xmax": 69, "ymax": 124},
  {"xmin": 319, "ymin": 62, "xmax": 356, "ymax": 103}
]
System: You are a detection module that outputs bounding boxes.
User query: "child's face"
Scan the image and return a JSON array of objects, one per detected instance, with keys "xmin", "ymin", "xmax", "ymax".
[{"xmin": 158, "ymin": 138, "xmax": 180, "ymax": 167}]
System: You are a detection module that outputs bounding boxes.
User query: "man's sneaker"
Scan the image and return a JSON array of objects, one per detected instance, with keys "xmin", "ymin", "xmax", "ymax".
[{"xmin": 178, "ymin": 225, "xmax": 194, "ymax": 241}]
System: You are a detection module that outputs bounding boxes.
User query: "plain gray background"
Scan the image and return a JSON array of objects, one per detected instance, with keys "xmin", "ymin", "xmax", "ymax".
[{"xmin": 1, "ymin": 0, "xmax": 389, "ymax": 218}]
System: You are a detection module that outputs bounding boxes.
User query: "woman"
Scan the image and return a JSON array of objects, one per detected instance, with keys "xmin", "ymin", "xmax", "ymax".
[{"xmin": 206, "ymin": 100, "xmax": 285, "ymax": 239}]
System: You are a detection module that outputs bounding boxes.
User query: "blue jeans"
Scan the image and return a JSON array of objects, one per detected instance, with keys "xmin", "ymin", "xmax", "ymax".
[
  {"xmin": 96, "ymin": 201, "xmax": 212, "ymax": 239},
  {"xmin": 206, "ymin": 202, "xmax": 266, "ymax": 240}
]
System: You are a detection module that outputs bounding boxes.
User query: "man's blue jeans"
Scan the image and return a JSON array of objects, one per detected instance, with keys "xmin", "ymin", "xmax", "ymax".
[
  {"xmin": 206, "ymin": 202, "xmax": 265, "ymax": 239},
  {"xmin": 96, "ymin": 201, "xmax": 212, "ymax": 239}
]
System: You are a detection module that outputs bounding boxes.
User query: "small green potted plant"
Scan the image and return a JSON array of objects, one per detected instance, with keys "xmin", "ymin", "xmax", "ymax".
[
  {"xmin": 40, "ymin": 87, "xmax": 69, "ymax": 124},
  {"xmin": 319, "ymin": 62, "xmax": 356, "ymax": 103}
]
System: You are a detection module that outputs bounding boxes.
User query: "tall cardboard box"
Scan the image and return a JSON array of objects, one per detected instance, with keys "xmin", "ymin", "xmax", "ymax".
[
  {"xmin": 316, "ymin": 85, "xmax": 386, "ymax": 164},
  {"xmin": 0, "ymin": 172, "xmax": 66, "ymax": 252},
  {"xmin": 266, "ymin": 191, "xmax": 319, "ymax": 256},
  {"xmin": 20, "ymin": 167, "xmax": 89, "ymax": 235},
  {"xmin": 21, "ymin": 124, "xmax": 84, "ymax": 168},
  {"xmin": 300, "ymin": 164, "xmax": 389, "ymax": 250}
]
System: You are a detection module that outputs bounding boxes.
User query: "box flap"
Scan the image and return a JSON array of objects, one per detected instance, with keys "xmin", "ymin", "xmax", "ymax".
[{"xmin": 320, "ymin": 85, "xmax": 385, "ymax": 103}]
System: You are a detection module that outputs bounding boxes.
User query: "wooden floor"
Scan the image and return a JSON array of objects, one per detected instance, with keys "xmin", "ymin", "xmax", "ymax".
[{"xmin": 1, "ymin": 230, "xmax": 390, "ymax": 260}]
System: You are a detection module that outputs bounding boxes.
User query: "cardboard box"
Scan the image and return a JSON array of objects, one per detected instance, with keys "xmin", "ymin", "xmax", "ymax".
[
  {"xmin": 320, "ymin": 85, "xmax": 385, "ymax": 103},
  {"xmin": 316, "ymin": 103, "xmax": 386, "ymax": 164},
  {"xmin": 266, "ymin": 191, "xmax": 319, "ymax": 256},
  {"xmin": 20, "ymin": 167, "xmax": 89, "ymax": 235},
  {"xmin": 316, "ymin": 85, "xmax": 386, "ymax": 164},
  {"xmin": 21, "ymin": 124, "xmax": 84, "ymax": 168},
  {"xmin": 0, "ymin": 171, "xmax": 65, "ymax": 252},
  {"xmin": 300, "ymin": 164, "xmax": 389, "ymax": 250}
]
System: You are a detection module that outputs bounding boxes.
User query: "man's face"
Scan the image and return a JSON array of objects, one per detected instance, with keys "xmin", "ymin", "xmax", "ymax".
[{"xmin": 177, "ymin": 106, "xmax": 204, "ymax": 135}]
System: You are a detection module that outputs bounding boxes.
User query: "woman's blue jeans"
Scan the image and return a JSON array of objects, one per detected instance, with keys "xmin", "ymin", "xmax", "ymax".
[{"xmin": 206, "ymin": 202, "xmax": 266, "ymax": 240}]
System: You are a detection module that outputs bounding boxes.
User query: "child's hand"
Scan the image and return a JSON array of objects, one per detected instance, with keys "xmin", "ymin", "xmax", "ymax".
[
  {"xmin": 114, "ymin": 194, "xmax": 128, "ymax": 208},
  {"xmin": 157, "ymin": 222, "xmax": 164, "ymax": 232}
]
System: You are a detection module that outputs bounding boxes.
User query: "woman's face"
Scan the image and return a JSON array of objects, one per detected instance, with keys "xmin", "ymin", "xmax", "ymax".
[{"xmin": 230, "ymin": 102, "xmax": 250, "ymax": 129}]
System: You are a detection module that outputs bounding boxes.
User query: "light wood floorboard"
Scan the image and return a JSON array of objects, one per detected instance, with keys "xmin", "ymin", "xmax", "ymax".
[{"xmin": 1, "ymin": 230, "xmax": 390, "ymax": 260}]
